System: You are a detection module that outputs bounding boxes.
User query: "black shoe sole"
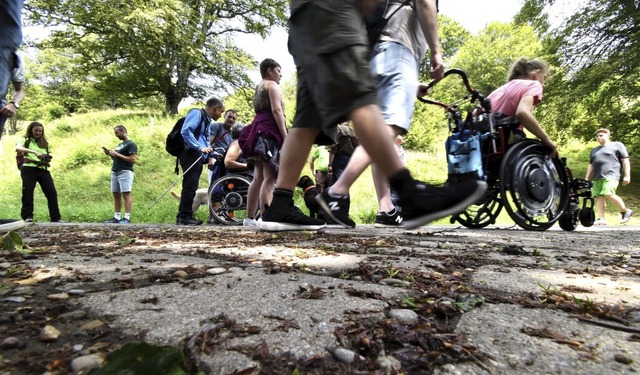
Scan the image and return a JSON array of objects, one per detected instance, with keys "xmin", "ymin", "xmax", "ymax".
[{"xmin": 403, "ymin": 181, "xmax": 488, "ymax": 230}]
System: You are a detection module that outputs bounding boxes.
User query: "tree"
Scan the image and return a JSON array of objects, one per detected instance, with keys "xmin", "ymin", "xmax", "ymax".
[
  {"xmin": 25, "ymin": 0, "xmax": 289, "ymax": 114},
  {"xmin": 519, "ymin": 0, "xmax": 640, "ymax": 147}
]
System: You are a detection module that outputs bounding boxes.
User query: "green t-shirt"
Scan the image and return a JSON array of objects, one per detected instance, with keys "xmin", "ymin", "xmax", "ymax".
[
  {"xmin": 311, "ymin": 146, "xmax": 330, "ymax": 172},
  {"xmin": 17, "ymin": 137, "xmax": 49, "ymax": 170},
  {"xmin": 112, "ymin": 140, "xmax": 138, "ymax": 172}
]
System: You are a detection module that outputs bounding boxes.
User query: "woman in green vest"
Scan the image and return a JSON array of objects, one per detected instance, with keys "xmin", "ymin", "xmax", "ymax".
[{"xmin": 15, "ymin": 121, "xmax": 62, "ymax": 222}]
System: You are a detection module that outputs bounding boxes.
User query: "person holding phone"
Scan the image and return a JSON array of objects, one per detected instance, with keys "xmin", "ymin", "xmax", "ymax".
[{"xmin": 103, "ymin": 125, "xmax": 137, "ymax": 224}]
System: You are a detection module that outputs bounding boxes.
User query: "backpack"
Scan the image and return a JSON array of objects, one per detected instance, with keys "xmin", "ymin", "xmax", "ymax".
[
  {"xmin": 165, "ymin": 108, "xmax": 207, "ymax": 174},
  {"xmin": 333, "ymin": 123, "xmax": 358, "ymax": 156},
  {"xmin": 445, "ymin": 129, "xmax": 486, "ymax": 184},
  {"xmin": 16, "ymin": 138, "xmax": 31, "ymax": 170}
]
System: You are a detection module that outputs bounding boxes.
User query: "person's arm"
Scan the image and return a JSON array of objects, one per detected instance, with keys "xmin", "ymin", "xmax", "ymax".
[
  {"xmin": 15, "ymin": 139, "xmax": 42, "ymax": 158},
  {"xmin": 0, "ymin": 81, "xmax": 24, "ymax": 117},
  {"xmin": 622, "ymin": 158, "xmax": 631, "ymax": 185},
  {"xmin": 265, "ymin": 81, "xmax": 287, "ymax": 139},
  {"xmin": 585, "ymin": 164, "xmax": 593, "ymax": 180},
  {"xmin": 181, "ymin": 110, "xmax": 211, "ymax": 154},
  {"xmin": 515, "ymin": 95, "xmax": 558, "ymax": 158},
  {"xmin": 224, "ymin": 142, "xmax": 247, "ymax": 170},
  {"xmin": 107, "ymin": 150, "xmax": 137, "ymax": 164},
  {"xmin": 416, "ymin": 0, "xmax": 444, "ymax": 80}
]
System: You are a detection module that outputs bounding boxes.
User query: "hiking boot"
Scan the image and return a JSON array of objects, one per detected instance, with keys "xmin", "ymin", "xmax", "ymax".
[
  {"xmin": 374, "ymin": 208, "xmax": 403, "ymax": 227},
  {"xmin": 400, "ymin": 180, "xmax": 488, "ymax": 229},
  {"xmin": 620, "ymin": 209, "xmax": 634, "ymax": 224},
  {"xmin": 260, "ymin": 189, "xmax": 325, "ymax": 231},
  {"xmin": 0, "ymin": 219, "xmax": 26, "ymax": 233},
  {"xmin": 103, "ymin": 217, "xmax": 120, "ymax": 224},
  {"xmin": 315, "ymin": 189, "xmax": 356, "ymax": 228},
  {"xmin": 119, "ymin": 218, "xmax": 131, "ymax": 224},
  {"xmin": 177, "ymin": 217, "xmax": 203, "ymax": 226}
]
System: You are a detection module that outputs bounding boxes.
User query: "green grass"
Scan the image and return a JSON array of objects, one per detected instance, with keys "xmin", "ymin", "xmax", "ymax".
[{"xmin": 0, "ymin": 110, "xmax": 638, "ymax": 226}]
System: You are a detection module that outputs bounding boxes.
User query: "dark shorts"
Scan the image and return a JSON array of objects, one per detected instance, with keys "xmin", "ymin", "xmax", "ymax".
[{"xmin": 288, "ymin": 0, "xmax": 378, "ymax": 146}]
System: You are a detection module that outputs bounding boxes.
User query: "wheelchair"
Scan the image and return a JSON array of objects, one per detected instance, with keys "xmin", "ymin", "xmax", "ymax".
[
  {"xmin": 208, "ymin": 172, "xmax": 253, "ymax": 225},
  {"xmin": 418, "ymin": 69, "xmax": 595, "ymax": 231}
]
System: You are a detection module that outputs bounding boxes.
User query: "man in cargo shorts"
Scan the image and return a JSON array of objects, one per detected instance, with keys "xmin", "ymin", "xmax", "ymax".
[{"xmin": 258, "ymin": 0, "xmax": 487, "ymax": 231}]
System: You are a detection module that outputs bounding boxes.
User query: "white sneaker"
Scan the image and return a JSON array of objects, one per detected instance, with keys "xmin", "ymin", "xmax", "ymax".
[
  {"xmin": 243, "ymin": 217, "xmax": 258, "ymax": 228},
  {"xmin": 620, "ymin": 209, "xmax": 634, "ymax": 224},
  {"xmin": 594, "ymin": 218, "xmax": 607, "ymax": 226}
]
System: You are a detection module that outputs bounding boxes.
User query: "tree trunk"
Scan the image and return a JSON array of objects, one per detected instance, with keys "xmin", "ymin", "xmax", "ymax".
[{"xmin": 165, "ymin": 91, "xmax": 181, "ymax": 115}]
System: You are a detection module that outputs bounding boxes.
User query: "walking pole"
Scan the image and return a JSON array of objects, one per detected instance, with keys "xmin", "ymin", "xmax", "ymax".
[{"xmin": 148, "ymin": 155, "xmax": 204, "ymax": 210}]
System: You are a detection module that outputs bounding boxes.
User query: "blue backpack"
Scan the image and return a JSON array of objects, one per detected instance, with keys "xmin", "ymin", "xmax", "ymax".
[{"xmin": 445, "ymin": 129, "xmax": 485, "ymax": 181}]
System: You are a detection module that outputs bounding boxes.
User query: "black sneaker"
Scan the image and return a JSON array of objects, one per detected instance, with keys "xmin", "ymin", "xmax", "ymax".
[
  {"xmin": 177, "ymin": 217, "xmax": 203, "ymax": 226},
  {"xmin": 315, "ymin": 190, "xmax": 356, "ymax": 228},
  {"xmin": 401, "ymin": 180, "xmax": 488, "ymax": 229},
  {"xmin": 260, "ymin": 194, "xmax": 325, "ymax": 232},
  {"xmin": 0, "ymin": 219, "xmax": 26, "ymax": 233},
  {"xmin": 374, "ymin": 208, "xmax": 403, "ymax": 227},
  {"xmin": 103, "ymin": 217, "xmax": 120, "ymax": 224}
]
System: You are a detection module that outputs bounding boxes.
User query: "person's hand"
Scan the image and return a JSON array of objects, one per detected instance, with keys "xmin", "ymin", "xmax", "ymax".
[
  {"xmin": 200, "ymin": 146, "xmax": 213, "ymax": 154},
  {"xmin": 107, "ymin": 150, "xmax": 117, "ymax": 157},
  {"xmin": 0, "ymin": 102, "xmax": 17, "ymax": 117},
  {"xmin": 429, "ymin": 52, "xmax": 444, "ymax": 81},
  {"xmin": 545, "ymin": 141, "xmax": 558, "ymax": 159},
  {"xmin": 623, "ymin": 175, "xmax": 631, "ymax": 186},
  {"xmin": 417, "ymin": 84, "xmax": 430, "ymax": 97}
]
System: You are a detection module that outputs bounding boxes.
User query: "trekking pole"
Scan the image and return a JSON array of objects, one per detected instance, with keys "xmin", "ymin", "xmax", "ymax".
[{"xmin": 148, "ymin": 155, "xmax": 204, "ymax": 210}]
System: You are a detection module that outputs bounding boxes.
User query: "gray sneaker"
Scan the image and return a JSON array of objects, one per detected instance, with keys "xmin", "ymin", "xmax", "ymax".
[{"xmin": 620, "ymin": 209, "xmax": 634, "ymax": 224}]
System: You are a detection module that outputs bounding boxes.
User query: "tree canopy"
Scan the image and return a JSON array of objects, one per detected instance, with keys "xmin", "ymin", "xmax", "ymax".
[{"xmin": 25, "ymin": 0, "xmax": 289, "ymax": 114}]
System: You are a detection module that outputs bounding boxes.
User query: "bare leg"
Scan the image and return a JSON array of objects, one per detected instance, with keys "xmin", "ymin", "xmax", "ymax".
[
  {"xmin": 247, "ymin": 162, "xmax": 264, "ymax": 219},
  {"xmin": 275, "ymin": 127, "xmax": 319, "ymax": 191},
  {"xmin": 113, "ymin": 192, "xmax": 122, "ymax": 214},
  {"xmin": 122, "ymin": 192, "xmax": 132, "ymax": 214},
  {"xmin": 595, "ymin": 196, "xmax": 606, "ymax": 219},
  {"xmin": 605, "ymin": 194, "xmax": 627, "ymax": 212}
]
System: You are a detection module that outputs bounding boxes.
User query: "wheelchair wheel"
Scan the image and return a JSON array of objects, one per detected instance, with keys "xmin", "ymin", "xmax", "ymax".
[
  {"xmin": 499, "ymin": 140, "xmax": 570, "ymax": 231},
  {"xmin": 579, "ymin": 206, "xmax": 595, "ymax": 227},
  {"xmin": 208, "ymin": 174, "xmax": 252, "ymax": 226},
  {"xmin": 452, "ymin": 187, "xmax": 503, "ymax": 228},
  {"xmin": 558, "ymin": 203, "xmax": 579, "ymax": 231}
]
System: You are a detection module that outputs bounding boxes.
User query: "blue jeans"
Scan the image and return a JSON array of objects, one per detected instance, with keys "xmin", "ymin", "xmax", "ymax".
[{"xmin": 370, "ymin": 41, "xmax": 419, "ymax": 132}]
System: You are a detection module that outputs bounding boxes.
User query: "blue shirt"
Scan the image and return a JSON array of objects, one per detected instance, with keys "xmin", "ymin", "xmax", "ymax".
[
  {"xmin": 181, "ymin": 108, "xmax": 211, "ymax": 152},
  {"xmin": 0, "ymin": 0, "xmax": 23, "ymax": 49}
]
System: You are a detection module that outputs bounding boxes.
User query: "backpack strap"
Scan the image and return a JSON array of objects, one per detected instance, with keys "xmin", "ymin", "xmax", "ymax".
[{"xmin": 212, "ymin": 130, "xmax": 228, "ymax": 147}]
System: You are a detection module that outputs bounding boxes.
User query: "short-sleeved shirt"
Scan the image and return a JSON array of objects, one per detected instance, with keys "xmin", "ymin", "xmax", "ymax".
[
  {"xmin": 17, "ymin": 137, "xmax": 48, "ymax": 169},
  {"xmin": 380, "ymin": 1, "xmax": 427, "ymax": 64},
  {"xmin": 487, "ymin": 80, "xmax": 543, "ymax": 117},
  {"xmin": 209, "ymin": 122, "xmax": 233, "ymax": 150},
  {"xmin": 112, "ymin": 140, "xmax": 138, "ymax": 172},
  {"xmin": 590, "ymin": 142, "xmax": 629, "ymax": 180},
  {"xmin": 311, "ymin": 146, "xmax": 330, "ymax": 172}
]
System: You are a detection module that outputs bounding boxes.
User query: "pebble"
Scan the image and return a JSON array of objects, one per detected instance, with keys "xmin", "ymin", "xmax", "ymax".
[
  {"xmin": 173, "ymin": 270, "xmax": 188, "ymax": 279},
  {"xmin": 81, "ymin": 320, "xmax": 104, "ymax": 331},
  {"xmin": 206, "ymin": 267, "xmax": 226, "ymax": 275},
  {"xmin": 72, "ymin": 344, "xmax": 84, "ymax": 353},
  {"xmin": 614, "ymin": 353, "xmax": 632, "ymax": 365},
  {"xmin": 40, "ymin": 325, "xmax": 61, "ymax": 342},
  {"xmin": 387, "ymin": 309, "xmax": 419, "ymax": 324},
  {"xmin": 377, "ymin": 355, "xmax": 402, "ymax": 372},
  {"xmin": 328, "ymin": 347, "xmax": 360, "ymax": 364},
  {"xmin": 67, "ymin": 289, "xmax": 86, "ymax": 296},
  {"xmin": 12, "ymin": 286, "xmax": 36, "ymax": 296},
  {"xmin": 47, "ymin": 292, "xmax": 70, "ymax": 300},
  {"xmin": 71, "ymin": 354, "xmax": 104, "ymax": 374},
  {"xmin": 1, "ymin": 336, "xmax": 22, "ymax": 349},
  {"xmin": 1, "ymin": 296, "xmax": 26, "ymax": 303},
  {"xmin": 0, "ymin": 262, "xmax": 10, "ymax": 269},
  {"xmin": 60, "ymin": 310, "xmax": 88, "ymax": 321}
]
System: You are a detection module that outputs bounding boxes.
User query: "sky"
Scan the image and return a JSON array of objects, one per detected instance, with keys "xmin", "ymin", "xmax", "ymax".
[{"xmin": 238, "ymin": 0, "xmax": 525, "ymax": 84}]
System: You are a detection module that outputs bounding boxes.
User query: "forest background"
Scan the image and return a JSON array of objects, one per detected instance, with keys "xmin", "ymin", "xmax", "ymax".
[{"xmin": 0, "ymin": 0, "xmax": 637, "ymax": 225}]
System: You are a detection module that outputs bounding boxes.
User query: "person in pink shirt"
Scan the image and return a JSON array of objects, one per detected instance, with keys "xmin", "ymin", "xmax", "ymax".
[{"xmin": 488, "ymin": 58, "xmax": 558, "ymax": 158}]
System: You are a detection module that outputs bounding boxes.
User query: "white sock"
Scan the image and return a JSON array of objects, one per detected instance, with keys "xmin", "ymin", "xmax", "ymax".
[
  {"xmin": 124, "ymin": 212, "xmax": 131, "ymax": 220},
  {"xmin": 114, "ymin": 212, "xmax": 121, "ymax": 220}
]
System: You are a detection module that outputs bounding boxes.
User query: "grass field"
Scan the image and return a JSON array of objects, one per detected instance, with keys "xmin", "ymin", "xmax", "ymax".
[{"xmin": 0, "ymin": 110, "xmax": 637, "ymax": 226}]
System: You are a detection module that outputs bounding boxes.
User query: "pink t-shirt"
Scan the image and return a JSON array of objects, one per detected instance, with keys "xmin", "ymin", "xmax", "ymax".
[{"xmin": 488, "ymin": 79, "xmax": 543, "ymax": 116}]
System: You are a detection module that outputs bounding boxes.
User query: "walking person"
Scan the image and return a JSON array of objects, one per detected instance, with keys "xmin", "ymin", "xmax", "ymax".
[
  {"xmin": 15, "ymin": 122, "xmax": 63, "ymax": 223},
  {"xmin": 176, "ymin": 98, "xmax": 224, "ymax": 225},
  {"xmin": 258, "ymin": 0, "xmax": 486, "ymax": 231},
  {"xmin": 0, "ymin": 0, "xmax": 26, "ymax": 233},
  {"xmin": 238, "ymin": 58, "xmax": 288, "ymax": 227},
  {"xmin": 586, "ymin": 128, "xmax": 633, "ymax": 225},
  {"xmin": 103, "ymin": 125, "xmax": 138, "ymax": 224}
]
